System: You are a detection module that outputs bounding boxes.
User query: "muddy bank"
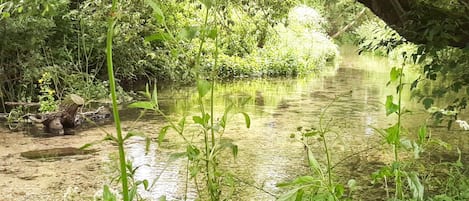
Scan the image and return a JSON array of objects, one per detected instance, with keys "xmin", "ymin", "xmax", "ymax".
[{"xmin": 0, "ymin": 126, "xmax": 115, "ymax": 201}]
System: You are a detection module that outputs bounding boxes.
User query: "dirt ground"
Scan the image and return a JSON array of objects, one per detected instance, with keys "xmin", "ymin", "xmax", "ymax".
[{"xmin": 0, "ymin": 125, "xmax": 117, "ymax": 201}]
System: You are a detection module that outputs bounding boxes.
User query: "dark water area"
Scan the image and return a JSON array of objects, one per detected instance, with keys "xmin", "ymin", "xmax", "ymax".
[{"xmin": 119, "ymin": 46, "xmax": 469, "ymax": 201}]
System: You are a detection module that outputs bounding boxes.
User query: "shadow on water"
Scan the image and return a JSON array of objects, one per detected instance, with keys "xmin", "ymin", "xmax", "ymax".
[{"xmin": 119, "ymin": 47, "xmax": 468, "ymax": 200}]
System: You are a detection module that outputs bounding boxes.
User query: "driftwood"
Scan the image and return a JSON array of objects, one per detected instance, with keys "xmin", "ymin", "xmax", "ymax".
[
  {"xmin": 25, "ymin": 94, "xmax": 85, "ymax": 135},
  {"xmin": 20, "ymin": 147, "xmax": 97, "ymax": 159}
]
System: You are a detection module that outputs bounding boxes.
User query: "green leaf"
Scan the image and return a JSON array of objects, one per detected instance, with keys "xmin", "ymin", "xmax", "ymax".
[
  {"xmin": 146, "ymin": 0, "xmax": 165, "ymax": 23},
  {"xmin": 389, "ymin": 67, "xmax": 400, "ymax": 84},
  {"xmin": 197, "ymin": 79, "xmax": 211, "ymax": 98},
  {"xmin": 334, "ymin": 184, "xmax": 345, "ymax": 197},
  {"xmin": 79, "ymin": 143, "xmax": 94, "ymax": 150},
  {"xmin": 385, "ymin": 95, "xmax": 399, "ymax": 116},
  {"xmin": 307, "ymin": 147, "xmax": 324, "ymax": 176},
  {"xmin": 466, "ymin": 87, "xmax": 469, "ymax": 96},
  {"xmin": 418, "ymin": 125, "xmax": 427, "ymax": 144},
  {"xmin": 103, "ymin": 134, "xmax": 118, "ymax": 143},
  {"xmin": 276, "ymin": 187, "xmax": 302, "ymax": 201},
  {"xmin": 158, "ymin": 195, "xmax": 167, "ymax": 201},
  {"xmin": 102, "ymin": 185, "xmax": 117, "ymax": 201},
  {"xmin": 232, "ymin": 144, "xmax": 238, "ymax": 159},
  {"xmin": 143, "ymin": 179, "xmax": 149, "ymax": 190},
  {"xmin": 124, "ymin": 131, "xmax": 144, "ymax": 141},
  {"xmin": 145, "ymin": 32, "xmax": 171, "ymax": 42},
  {"xmin": 178, "ymin": 26, "xmax": 199, "ymax": 41},
  {"xmin": 277, "ymin": 176, "xmax": 318, "ymax": 187},
  {"xmin": 1, "ymin": 12, "xmax": 10, "ymax": 19},
  {"xmin": 407, "ymin": 172, "xmax": 424, "ymax": 201},
  {"xmin": 207, "ymin": 28, "xmax": 218, "ymax": 39},
  {"xmin": 186, "ymin": 145, "xmax": 200, "ymax": 160},
  {"xmin": 385, "ymin": 123, "xmax": 400, "ymax": 144},
  {"xmin": 240, "ymin": 112, "xmax": 251, "ymax": 128},
  {"xmin": 422, "ymin": 98, "xmax": 434, "ymax": 110},
  {"xmin": 193, "ymin": 113, "xmax": 210, "ymax": 126},
  {"xmin": 128, "ymin": 186, "xmax": 137, "ymax": 201},
  {"xmin": 128, "ymin": 101, "xmax": 155, "ymax": 110},
  {"xmin": 193, "ymin": 116, "xmax": 203, "ymax": 125},
  {"xmin": 158, "ymin": 125, "xmax": 171, "ymax": 145}
]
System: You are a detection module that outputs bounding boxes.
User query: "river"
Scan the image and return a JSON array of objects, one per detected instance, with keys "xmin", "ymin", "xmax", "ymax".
[{"xmin": 119, "ymin": 46, "xmax": 467, "ymax": 201}]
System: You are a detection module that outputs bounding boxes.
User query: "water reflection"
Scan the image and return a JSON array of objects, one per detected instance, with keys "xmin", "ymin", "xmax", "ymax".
[{"xmin": 123, "ymin": 48, "xmax": 419, "ymax": 200}]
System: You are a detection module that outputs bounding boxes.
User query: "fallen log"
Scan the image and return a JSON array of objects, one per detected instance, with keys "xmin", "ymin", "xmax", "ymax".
[
  {"xmin": 4, "ymin": 102, "xmax": 41, "ymax": 107},
  {"xmin": 20, "ymin": 147, "xmax": 97, "ymax": 159}
]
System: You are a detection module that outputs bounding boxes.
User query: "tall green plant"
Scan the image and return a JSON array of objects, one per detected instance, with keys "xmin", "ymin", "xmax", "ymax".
[
  {"xmin": 372, "ymin": 54, "xmax": 427, "ymax": 201},
  {"xmin": 130, "ymin": 1, "xmax": 251, "ymax": 200},
  {"xmin": 104, "ymin": 0, "xmax": 129, "ymax": 200}
]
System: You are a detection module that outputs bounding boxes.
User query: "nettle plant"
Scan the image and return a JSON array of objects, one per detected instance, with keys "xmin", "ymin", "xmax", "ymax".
[{"xmin": 372, "ymin": 51, "xmax": 430, "ymax": 201}]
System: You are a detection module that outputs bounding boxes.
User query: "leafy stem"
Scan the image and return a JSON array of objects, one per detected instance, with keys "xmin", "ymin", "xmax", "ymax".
[{"xmin": 106, "ymin": 0, "xmax": 130, "ymax": 200}]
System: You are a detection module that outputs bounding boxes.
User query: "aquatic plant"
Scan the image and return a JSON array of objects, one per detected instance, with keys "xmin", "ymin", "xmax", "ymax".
[{"xmin": 277, "ymin": 95, "xmax": 351, "ymax": 201}]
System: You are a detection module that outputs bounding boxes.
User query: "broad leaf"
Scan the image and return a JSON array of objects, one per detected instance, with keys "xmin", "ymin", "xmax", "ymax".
[
  {"xmin": 389, "ymin": 67, "xmax": 400, "ymax": 84},
  {"xmin": 385, "ymin": 95, "xmax": 399, "ymax": 116},
  {"xmin": 197, "ymin": 79, "xmax": 211, "ymax": 98},
  {"xmin": 193, "ymin": 113, "xmax": 210, "ymax": 126},
  {"xmin": 385, "ymin": 123, "xmax": 400, "ymax": 144}
]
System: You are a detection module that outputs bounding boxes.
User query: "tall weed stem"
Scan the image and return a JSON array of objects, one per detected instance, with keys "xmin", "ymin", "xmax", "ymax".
[
  {"xmin": 394, "ymin": 66, "xmax": 404, "ymax": 199},
  {"xmin": 106, "ymin": 0, "xmax": 130, "ymax": 200}
]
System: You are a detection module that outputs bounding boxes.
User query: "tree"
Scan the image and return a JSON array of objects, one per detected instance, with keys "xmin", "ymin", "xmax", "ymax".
[{"xmin": 357, "ymin": 0, "xmax": 469, "ymax": 49}]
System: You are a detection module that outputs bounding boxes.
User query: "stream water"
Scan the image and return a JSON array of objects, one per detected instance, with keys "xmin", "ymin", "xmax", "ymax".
[{"xmin": 118, "ymin": 47, "xmax": 467, "ymax": 201}]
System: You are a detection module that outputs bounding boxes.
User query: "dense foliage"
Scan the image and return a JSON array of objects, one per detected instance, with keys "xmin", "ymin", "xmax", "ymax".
[
  {"xmin": 354, "ymin": 2, "xmax": 469, "ymax": 127},
  {"xmin": 0, "ymin": 0, "xmax": 339, "ymax": 112},
  {"xmin": 1, "ymin": 0, "xmax": 468, "ymax": 201}
]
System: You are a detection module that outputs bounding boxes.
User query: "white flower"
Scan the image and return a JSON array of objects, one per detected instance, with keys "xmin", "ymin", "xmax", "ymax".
[{"xmin": 455, "ymin": 120, "xmax": 469, "ymax": 130}]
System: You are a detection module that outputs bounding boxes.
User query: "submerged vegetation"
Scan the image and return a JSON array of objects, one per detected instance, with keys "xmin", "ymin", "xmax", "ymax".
[{"xmin": 0, "ymin": 0, "xmax": 468, "ymax": 201}]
